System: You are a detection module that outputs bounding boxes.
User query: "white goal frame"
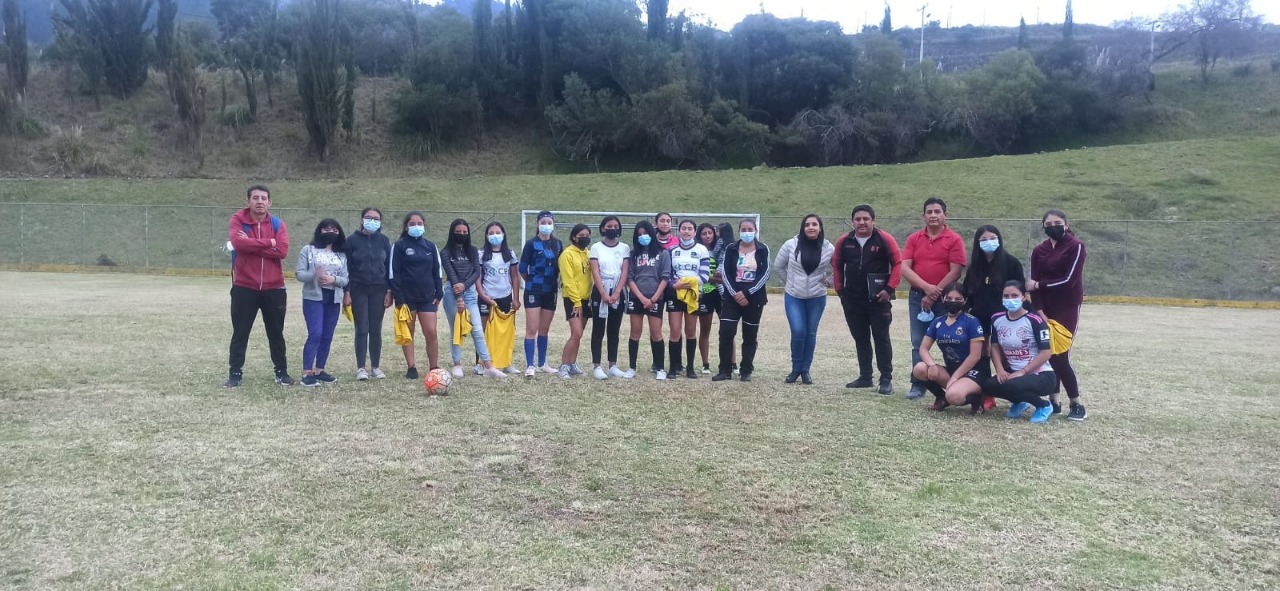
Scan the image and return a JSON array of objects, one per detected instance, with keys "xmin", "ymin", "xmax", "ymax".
[{"xmin": 520, "ymin": 210, "xmax": 762, "ymax": 245}]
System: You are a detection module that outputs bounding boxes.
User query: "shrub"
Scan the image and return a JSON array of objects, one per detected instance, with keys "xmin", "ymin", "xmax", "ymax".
[
  {"xmin": 1231, "ymin": 63, "xmax": 1253, "ymax": 78},
  {"xmin": 220, "ymin": 103, "xmax": 255, "ymax": 127},
  {"xmin": 51, "ymin": 125, "xmax": 92, "ymax": 172}
]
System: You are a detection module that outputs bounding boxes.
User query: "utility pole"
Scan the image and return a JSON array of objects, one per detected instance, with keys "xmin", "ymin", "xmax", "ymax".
[
  {"xmin": 917, "ymin": 3, "xmax": 929, "ymax": 79},
  {"xmin": 1149, "ymin": 20, "xmax": 1160, "ymax": 62}
]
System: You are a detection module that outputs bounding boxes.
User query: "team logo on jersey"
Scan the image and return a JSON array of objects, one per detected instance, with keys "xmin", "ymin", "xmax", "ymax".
[
  {"xmin": 1039, "ymin": 329, "xmax": 1050, "ymax": 342},
  {"xmin": 405, "ymin": 248, "xmax": 415, "ymax": 256},
  {"xmin": 956, "ymin": 327, "xmax": 964, "ymax": 336}
]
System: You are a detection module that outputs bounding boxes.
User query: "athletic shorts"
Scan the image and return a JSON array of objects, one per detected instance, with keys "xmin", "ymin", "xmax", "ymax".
[
  {"xmin": 479, "ymin": 295, "xmax": 512, "ymax": 317},
  {"xmin": 405, "ymin": 300, "xmax": 438, "ymax": 314},
  {"xmin": 694, "ymin": 289, "xmax": 720, "ymax": 316},
  {"xmin": 563, "ymin": 297, "xmax": 585, "ymax": 321},
  {"xmin": 664, "ymin": 284, "xmax": 698, "ymax": 314},
  {"xmin": 625, "ymin": 290, "xmax": 664, "ymax": 318},
  {"xmin": 946, "ymin": 360, "xmax": 991, "ymax": 383},
  {"xmin": 524, "ymin": 291, "xmax": 558, "ymax": 311}
]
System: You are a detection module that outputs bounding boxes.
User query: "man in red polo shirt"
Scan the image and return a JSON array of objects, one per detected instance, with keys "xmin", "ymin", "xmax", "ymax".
[{"xmin": 901, "ymin": 197, "xmax": 967, "ymax": 400}]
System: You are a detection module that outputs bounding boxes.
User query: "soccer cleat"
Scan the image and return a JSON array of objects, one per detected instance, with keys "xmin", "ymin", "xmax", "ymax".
[
  {"xmin": 274, "ymin": 371, "xmax": 296, "ymax": 386},
  {"xmin": 371, "ymin": 368, "xmax": 386, "ymax": 379},
  {"xmin": 356, "ymin": 368, "xmax": 369, "ymax": 381},
  {"xmin": 224, "ymin": 371, "xmax": 243, "ymax": 388},
  {"xmin": 877, "ymin": 382, "xmax": 894, "ymax": 396},
  {"xmin": 1068, "ymin": 403, "xmax": 1088, "ymax": 421},
  {"xmin": 558, "ymin": 364, "xmax": 572, "ymax": 379},
  {"xmin": 785, "ymin": 372, "xmax": 801, "ymax": 384},
  {"xmin": 405, "ymin": 367, "xmax": 419, "ymax": 380},
  {"xmin": 1006, "ymin": 402, "xmax": 1033, "ymax": 418},
  {"xmin": 301, "ymin": 374, "xmax": 319, "ymax": 387},
  {"xmin": 569, "ymin": 364, "xmax": 585, "ymax": 376},
  {"xmin": 906, "ymin": 386, "xmax": 925, "ymax": 400},
  {"xmin": 608, "ymin": 366, "xmax": 626, "ymax": 378},
  {"xmin": 846, "ymin": 377, "xmax": 874, "ymax": 389},
  {"xmin": 655, "ymin": 369, "xmax": 667, "ymax": 381},
  {"xmin": 1030, "ymin": 405, "xmax": 1054, "ymax": 424},
  {"xmin": 593, "ymin": 367, "xmax": 609, "ymax": 380},
  {"xmin": 484, "ymin": 367, "xmax": 508, "ymax": 378},
  {"xmin": 686, "ymin": 367, "xmax": 698, "ymax": 379},
  {"xmin": 314, "ymin": 371, "xmax": 337, "ymax": 384},
  {"xmin": 524, "ymin": 366, "xmax": 537, "ymax": 378},
  {"xmin": 451, "ymin": 366, "xmax": 465, "ymax": 379}
]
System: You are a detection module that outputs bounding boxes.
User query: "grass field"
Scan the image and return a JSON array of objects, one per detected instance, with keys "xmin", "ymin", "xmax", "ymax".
[{"xmin": 2, "ymin": 271, "xmax": 1278, "ymax": 589}]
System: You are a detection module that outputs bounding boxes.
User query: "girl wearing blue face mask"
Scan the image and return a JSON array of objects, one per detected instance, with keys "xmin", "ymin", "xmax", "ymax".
[
  {"xmin": 985, "ymin": 280, "xmax": 1056, "ymax": 424},
  {"xmin": 962, "ymin": 225, "xmax": 1024, "ymax": 410},
  {"xmin": 713, "ymin": 218, "xmax": 771, "ymax": 382},
  {"xmin": 390, "ymin": 211, "xmax": 443, "ymax": 378},
  {"xmin": 625, "ymin": 221, "xmax": 671, "ymax": 379},
  {"xmin": 344, "ymin": 207, "xmax": 394, "ymax": 381},
  {"xmin": 476, "ymin": 221, "xmax": 522, "ymax": 374}
]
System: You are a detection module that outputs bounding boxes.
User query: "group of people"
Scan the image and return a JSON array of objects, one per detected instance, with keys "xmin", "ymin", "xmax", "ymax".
[{"xmin": 224, "ymin": 186, "xmax": 1088, "ymax": 423}]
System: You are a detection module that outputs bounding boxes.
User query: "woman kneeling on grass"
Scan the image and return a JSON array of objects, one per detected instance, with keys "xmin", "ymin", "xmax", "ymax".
[
  {"xmin": 912, "ymin": 283, "xmax": 988, "ymax": 413},
  {"xmin": 987, "ymin": 280, "xmax": 1057, "ymax": 424},
  {"xmin": 296, "ymin": 219, "xmax": 350, "ymax": 387}
]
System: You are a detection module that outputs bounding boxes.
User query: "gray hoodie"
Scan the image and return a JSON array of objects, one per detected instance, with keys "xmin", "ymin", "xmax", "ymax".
[
  {"xmin": 773, "ymin": 236, "xmax": 834, "ymax": 299},
  {"xmin": 296, "ymin": 244, "xmax": 350, "ymax": 303}
]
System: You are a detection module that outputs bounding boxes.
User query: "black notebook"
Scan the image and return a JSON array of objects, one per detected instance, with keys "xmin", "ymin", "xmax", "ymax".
[{"xmin": 867, "ymin": 273, "xmax": 891, "ymax": 301}]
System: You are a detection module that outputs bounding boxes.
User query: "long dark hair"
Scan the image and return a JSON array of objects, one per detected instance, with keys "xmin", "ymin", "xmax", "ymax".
[
  {"xmin": 633, "ymin": 220, "xmax": 661, "ymax": 257},
  {"xmin": 1043, "ymin": 209, "xmax": 1074, "ymax": 236},
  {"xmin": 963, "ymin": 225, "xmax": 1010, "ymax": 296},
  {"xmin": 444, "ymin": 218, "xmax": 473, "ymax": 258},
  {"xmin": 400, "ymin": 211, "xmax": 424, "ymax": 239},
  {"xmin": 311, "ymin": 218, "xmax": 346, "ymax": 250},
  {"xmin": 696, "ymin": 223, "xmax": 717, "ymax": 249},
  {"xmin": 481, "ymin": 221, "xmax": 514, "ymax": 263},
  {"xmin": 795, "ymin": 214, "xmax": 824, "ymax": 275}
]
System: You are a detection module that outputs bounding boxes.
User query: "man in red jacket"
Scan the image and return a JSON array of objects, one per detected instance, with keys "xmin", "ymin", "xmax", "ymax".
[{"xmin": 225, "ymin": 185, "xmax": 293, "ymax": 387}]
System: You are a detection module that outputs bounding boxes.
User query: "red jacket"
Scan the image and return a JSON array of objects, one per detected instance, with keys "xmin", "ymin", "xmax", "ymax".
[{"xmin": 229, "ymin": 208, "xmax": 289, "ymax": 290}]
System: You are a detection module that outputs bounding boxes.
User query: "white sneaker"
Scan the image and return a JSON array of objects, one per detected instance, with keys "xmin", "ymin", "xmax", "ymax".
[
  {"xmin": 473, "ymin": 364, "xmax": 484, "ymax": 376},
  {"xmin": 505, "ymin": 366, "xmax": 521, "ymax": 375},
  {"xmin": 593, "ymin": 367, "xmax": 609, "ymax": 380},
  {"xmin": 484, "ymin": 367, "xmax": 508, "ymax": 378},
  {"xmin": 524, "ymin": 366, "xmax": 537, "ymax": 378},
  {"xmin": 569, "ymin": 364, "xmax": 585, "ymax": 376},
  {"xmin": 558, "ymin": 364, "xmax": 572, "ymax": 379},
  {"xmin": 451, "ymin": 366, "xmax": 465, "ymax": 379},
  {"xmin": 656, "ymin": 369, "xmax": 667, "ymax": 380},
  {"xmin": 608, "ymin": 366, "xmax": 626, "ymax": 378},
  {"xmin": 356, "ymin": 368, "xmax": 369, "ymax": 381},
  {"xmin": 540, "ymin": 364, "xmax": 559, "ymax": 374},
  {"xmin": 622, "ymin": 368, "xmax": 636, "ymax": 379},
  {"xmin": 371, "ymin": 368, "xmax": 386, "ymax": 379}
]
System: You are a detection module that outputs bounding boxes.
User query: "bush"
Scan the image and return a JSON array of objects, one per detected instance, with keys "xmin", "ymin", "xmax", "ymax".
[
  {"xmin": 1272, "ymin": 58, "xmax": 1280, "ymax": 73},
  {"xmin": 51, "ymin": 125, "xmax": 93, "ymax": 172},
  {"xmin": 390, "ymin": 83, "xmax": 481, "ymax": 161},
  {"xmin": 221, "ymin": 103, "xmax": 255, "ymax": 127},
  {"xmin": 1231, "ymin": 63, "xmax": 1254, "ymax": 78}
]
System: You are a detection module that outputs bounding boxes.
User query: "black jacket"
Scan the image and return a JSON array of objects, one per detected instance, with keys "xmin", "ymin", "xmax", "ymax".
[
  {"xmin": 389, "ymin": 236, "xmax": 443, "ymax": 305},
  {"xmin": 721, "ymin": 241, "xmax": 772, "ymax": 306},
  {"xmin": 344, "ymin": 230, "xmax": 392, "ymax": 290}
]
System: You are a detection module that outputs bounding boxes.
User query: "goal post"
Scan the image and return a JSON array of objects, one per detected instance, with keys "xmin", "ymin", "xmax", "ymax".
[{"xmin": 520, "ymin": 210, "xmax": 762, "ymax": 246}]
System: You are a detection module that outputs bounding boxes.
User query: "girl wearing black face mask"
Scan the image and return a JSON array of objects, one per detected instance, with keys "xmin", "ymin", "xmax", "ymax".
[
  {"xmin": 441, "ymin": 218, "xmax": 508, "ymax": 379},
  {"xmin": 911, "ymin": 283, "xmax": 989, "ymax": 413},
  {"xmin": 556, "ymin": 224, "xmax": 594, "ymax": 378},
  {"xmin": 297, "ymin": 219, "xmax": 350, "ymax": 387},
  {"xmin": 1027, "ymin": 209, "xmax": 1088, "ymax": 422},
  {"xmin": 588, "ymin": 216, "xmax": 631, "ymax": 379}
]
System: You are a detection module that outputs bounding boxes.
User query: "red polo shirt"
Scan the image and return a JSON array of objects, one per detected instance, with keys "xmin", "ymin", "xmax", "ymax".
[{"xmin": 902, "ymin": 225, "xmax": 967, "ymax": 287}]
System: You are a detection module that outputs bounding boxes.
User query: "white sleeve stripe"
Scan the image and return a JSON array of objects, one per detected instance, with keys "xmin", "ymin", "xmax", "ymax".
[{"xmin": 1045, "ymin": 245, "xmax": 1082, "ymax": 288}]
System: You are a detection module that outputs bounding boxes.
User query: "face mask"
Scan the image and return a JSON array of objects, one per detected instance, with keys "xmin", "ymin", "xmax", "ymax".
[
  {"xmin": 1044, "ymin": 225, "xmax": 1066, "ymax": 240},
  {"xmin": 740, "ymin": 232, "xmax": 756, "ymax": 244},
  {"xmin": 943, "ymin": 301, "xmax": 964, "ymax": 315},
  {"xmin": 603, "ymin": 228, "xmax": 621, "ymax": 240},
  {"xmin": 637, "ymin": 235, "xmax": 652, "ymax": 247},
  {"xmin": 538, "ymin": 223, "xmax": 554, "ymax": 236},
  {"xmin": 680, "ymin": 238, "xmax": 695, "ymax": 248},
  {"xmin": 362, "ymin": 219, "xmax": 381, "ymax": 233},
  {"xmin": 487, "ymin": 234, "xmax": 504, "ymax": 247},
  {"xmin": 574, "ymin": 236, "xmax": 590, "ymax": 249},
  {"xmin": 916, "ymin": 310, "xmax": 935, "ymax": 323},
  {"xmin": 407, "ymin": 225, "xmax": 424, "ymax": 238},
  {"xmin": 453, "ymin": 233, "xmax": 468, "ymax": 245},
  {"xmin": 1003, "ymin": 298, "xmax": 1023, "ymax": 313},
  {"xmin": 979, "ymin": 239, "xmax": 999, "ymax": 253},
  {"xmin": 318, "ymin": 232, "xmax": 339, "ymax": 246}
]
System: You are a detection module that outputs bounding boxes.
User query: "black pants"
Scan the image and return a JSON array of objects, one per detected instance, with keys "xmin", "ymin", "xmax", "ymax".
[
  {"xmin": 590, "ymin": 304, "xmax": 624, "ymax": 365},
  {"xmin": 719, "ymin": 297, "xmax": 764, "ymax": 375},
  {"xmin": 350, "ymin": 283, "xmax": 387, "ymax": 369},
  {"xmin": 840, "ymin": 293, "xmax": 893, "ymax": 382},
  {"xmin": 229, "ymin": 285, "xmax": 288, "ymax": 373},
  {"xmin": 983, "ymin": 371, "xmax": 1056, "ymax": 408}
]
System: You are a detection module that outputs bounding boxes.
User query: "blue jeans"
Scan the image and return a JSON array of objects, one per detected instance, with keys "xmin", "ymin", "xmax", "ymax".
[
  {"xmin": 784, "ymin": 293, "xmax": 826, "ymax": 374},
  {"xmin": 302, "ymin": 298, "xmax": 340, "ymax": 371},
  {"xmin": 441, "ymin": 285, "xmax": 491, "ymax": 364},
  {"xmin": 908, "ymin": 290, "xmax": 946, "ymax": 389}
]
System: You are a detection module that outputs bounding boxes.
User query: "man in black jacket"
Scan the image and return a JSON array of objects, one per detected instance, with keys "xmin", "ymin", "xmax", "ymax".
[{"xmin": 831, "ymin": 205, "xmax": 903, "ymax": 395}]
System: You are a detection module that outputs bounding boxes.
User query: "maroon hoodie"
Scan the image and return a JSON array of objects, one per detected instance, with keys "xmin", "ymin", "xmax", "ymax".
[
  {"xmin": 229, "ymin": 208, "xmax": 289, "ymax": 290},
  {"xmin": 1030, "ymin": 232, "xmax": 1086, "ymax": 332}
]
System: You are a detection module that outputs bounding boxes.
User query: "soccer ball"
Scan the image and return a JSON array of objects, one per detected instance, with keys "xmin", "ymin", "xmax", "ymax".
[{"xmin": 423, "ymin": 368, "xmax": 452, "ymax": 396}]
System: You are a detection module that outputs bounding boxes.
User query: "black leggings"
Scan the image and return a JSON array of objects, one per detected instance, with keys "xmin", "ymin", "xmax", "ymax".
[
  {"xmin": 591, "ymin": 305, "xmax": 624, "ymax": 365},
  {"xmin": 719, "ymin": 297, "xmax": 764, "ymax": 375},
  {"xmin": 983, "ymin": 371, "xmax": 1056, "ymax": 408},
  {"xmin": 350, "ymin": 283, "xmax": 388, "ymax": 369},
  {"xmin": 1049, "ymin": 352, "xmax": 1080, "ymax": 400}
]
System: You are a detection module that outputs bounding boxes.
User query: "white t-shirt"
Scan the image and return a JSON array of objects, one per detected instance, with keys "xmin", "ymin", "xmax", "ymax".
[
  {"xmin": 589, "ymin": 241, "xmax": 631, "ymax": 280},
  {"xmin": 670, "ymin": 243, "xmax": 710, "ymax": 282},
  {"xmin": 481, "ymin": 252, "xmax": 516, "ymax": 299}
]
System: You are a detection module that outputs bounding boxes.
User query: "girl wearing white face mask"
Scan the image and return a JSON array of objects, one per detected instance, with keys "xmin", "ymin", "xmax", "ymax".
[
  {"xmin": 961, "ymin": 224, "xmax": 1024, "ymax": 411},
  {"xmin": 476, "ymin": 221, "xmax": 522, "ymax": 374},
  {"xmin": 985, "ymin": 280, "xmax": 1056, "ymax": 424},
  {"xmin": 713, "ymin": 219, "xmax": 770, "ymax": 382},
  {"xmin": 518, "ymin": 211, "xmax": 563, "ymax": 377}
]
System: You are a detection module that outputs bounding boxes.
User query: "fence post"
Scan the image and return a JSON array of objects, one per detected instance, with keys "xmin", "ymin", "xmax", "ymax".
[
  {"xmin": 210, "ymin": 207, "xmax": 216, "ymax": 269},
  {"xmin": 1225, "ymin": 229, "xmax": 1235, "ymax": 300},
  {"xmin": 19, "ymin": 203, "xmax": 24, "ymax": 265},
  {"xmin": 144, "ymin": 206, "xmax": 150, "ymax": 268},
  {"xmin": 1121, "ymin": 220, "xmax": 1130, "ymax": 295},
  {"xmin": 81, "ymin": 205, "xmax": 87, "ymax": 267}
]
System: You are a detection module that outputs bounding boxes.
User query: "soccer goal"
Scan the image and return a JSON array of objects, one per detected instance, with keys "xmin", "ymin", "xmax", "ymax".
[{"xmin": 519, "ymin": 210, "xmax": 762, "ymax": 245}]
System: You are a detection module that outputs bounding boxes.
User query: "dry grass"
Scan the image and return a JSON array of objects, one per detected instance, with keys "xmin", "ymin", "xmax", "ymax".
[{"xmin": 1, "ymin": 271, "xmax": 1278, "ymax": 589}]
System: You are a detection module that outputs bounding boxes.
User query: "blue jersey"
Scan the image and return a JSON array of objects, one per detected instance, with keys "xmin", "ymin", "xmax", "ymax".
[
  {"xmin": 925, "ymin": 313, "xmax": 985, "ymax": 367},
  {"xmin": 519, "ymin": 236, "xmax": 562, "ymax": 296}
]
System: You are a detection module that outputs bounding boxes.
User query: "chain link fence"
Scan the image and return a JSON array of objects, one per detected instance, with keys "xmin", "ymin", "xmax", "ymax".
[{"xmin": 1, "ymin": 203, "xmax": 1276, "ymax": 301}]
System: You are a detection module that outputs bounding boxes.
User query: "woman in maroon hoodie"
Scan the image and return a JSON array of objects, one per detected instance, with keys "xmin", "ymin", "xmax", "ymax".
[{"xmin": 1028, "ymin": 209, "xmax": 1087, "ymax": 421}]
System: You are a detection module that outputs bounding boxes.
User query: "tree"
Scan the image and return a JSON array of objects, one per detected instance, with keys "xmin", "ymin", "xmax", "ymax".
[
  {"xmin": 3, "ymin": 0, "xmax": 28, "ymax": 102},
  {"xmin": 55, "ymin": 0, "xmax": 154, "ymax": 99},
  {"xmin": 295, "ymin": 0, "xmax": 344, "ymax": 161},
  {"xmin": 880, "ymin": 3, "xmax": 892, "ymax": 34},
  {"xmin": 1018, "ymin": 17, "xmax": 1027, "ymax": 49},
  {"xmin": 647, "ymin": 0, "xmax": 667, "ymax": 42},
  {"xmin": 1063, "ymin": 0, "xmax": 1074, "ymax": 39},
  {"xmin": 957, "ymin": 49, "xmax": 1046, "ymax": 154},
  {"xmin": 155, "ymin": 0, "xmax": 176, "ymax": 69},
  {"xmin": 1162, "ymin": 0, "xmax": 1259, "ymax": 84},
  {"xmin": 211, "ymin": 0, "xmax": 275, "ymax": 118},
  {"xmin": 168, "ymin": 25, "xmax": 206, "ymax": 165},
  {"xmin": 472, "ymin": 0, "xmax": 498, "ymax": 117},
  {"xmin": 728, "ymin": 14, "xmax": 856, "ymax": 125}
]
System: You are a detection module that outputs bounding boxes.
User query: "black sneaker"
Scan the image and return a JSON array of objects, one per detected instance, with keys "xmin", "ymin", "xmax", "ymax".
[
  {"xmin": 1068, "ymin": 403, "xmax": 1087, "ymax": 421},
  {"xmin": 406, "ymin": 367, "xmax": 419, "ymax": 380},
  {"xmin": 224, "ymin": 371, "xmax": 243, "ymax": 388},
  {"xmin": 800, "ymin": 372, "xmax": 813, "ymax": 385},
  {"xmin": 740, "ymin": 372, "xmax": 752, "ymax": 382},
  {"xmin": 301, "ymin": 374, "xmax": 319, "ymax": 387},
  {"xmin": 712, "ymin": 372, "xmax": 732, "ymax": 381},
  {"xmin": 1051, "ymin": 401, "xmax": 1063, "ymax": 415},
  {"xmin": 670, "ymin": 365, "xmax": 684, "ymax": 379},
  {"xmin": 685, "ymin": 367, "xmax": 698, "ymax": 379},
  {"xmin": 846, "ymin": 377, "xmax": 874, "ymax": 389},
  {"xmin": 785, "ymin": 372, "xmax": 801, "ymax": 384},
  {"xmin": 274, "ymin": 371, "xmax": 296, "ymax": 386},
  {"xmin": 315, "ymin": 371, "xmax": 337, "ymax": 384},
  {"xmin": 877, "ymin": 382, "xmax": 893, "ymax": 396}
]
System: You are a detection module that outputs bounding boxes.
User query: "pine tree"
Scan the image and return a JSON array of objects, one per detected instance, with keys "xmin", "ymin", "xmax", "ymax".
[
  {"xmin": 1063, "ymin": 0, "xmax": 1074, "ymax": 40},
  {"xmin": 881, "ymin": 3, "xmax": 892, "ymax": 35},
  {"xmin": 295, "ymin": 0, "xmax": 343, "ymax": 161},
  {"xmin": 1018, "ymin": 17, "xmax": 1027, "ymax": 49},
  {"xmin": 2, "ymin": 0, "xmax": 29, "ymax": 102},
  {"xmin": 647, "ymin": 0, "xmax": 668, "ymax": 42}
]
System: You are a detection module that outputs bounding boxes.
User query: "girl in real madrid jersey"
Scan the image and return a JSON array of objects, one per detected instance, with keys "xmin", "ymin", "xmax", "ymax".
[
  {"xmin": 666, "ymin": 219, "xmax": 711, "ymax": 378},
  {"xmin": 913, "ymin": 283, "xmax": 989, "ymax": 413},
  {"xmin": 987, "ymin": 280, "xmax": 1057, "ymax": 424}
]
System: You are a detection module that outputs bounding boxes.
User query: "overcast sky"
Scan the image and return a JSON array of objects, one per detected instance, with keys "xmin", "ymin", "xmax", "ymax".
[{"xmin": 666, "ymin": 0, "xmax": 1279, "ymax": 31}]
